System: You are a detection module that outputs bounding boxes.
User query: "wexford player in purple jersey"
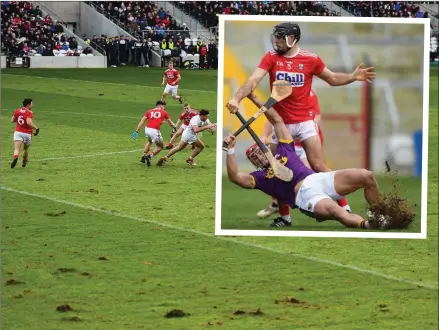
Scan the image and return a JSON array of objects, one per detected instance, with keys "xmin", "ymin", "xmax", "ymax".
[{"xmin": 224, "ymin": 93, "xmax": 392, "ymax": 230}]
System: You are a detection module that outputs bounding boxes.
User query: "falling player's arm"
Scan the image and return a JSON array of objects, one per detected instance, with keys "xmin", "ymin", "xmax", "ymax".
[
  {"xmin": 225, "ymin": 136, "xmax": 255, "ymax": 189},
  {"xmin": 247, "ymin": 93, "xmax": 292, "ymax": 143},
  {"xmin": 231, "ymin": 67, "xmax": 268, "ymax": 103},
  {"xmin": 261, "ymin": 120, "xmax": 273, "ymax": 144}
]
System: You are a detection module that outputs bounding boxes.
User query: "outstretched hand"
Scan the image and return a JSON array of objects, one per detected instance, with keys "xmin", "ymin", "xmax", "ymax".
[{"xmin": 353, "ymin": 63, "xmax": 376, "ymax": 83}]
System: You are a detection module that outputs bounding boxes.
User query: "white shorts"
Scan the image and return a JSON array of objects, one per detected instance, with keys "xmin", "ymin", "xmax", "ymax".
[
  {"xmin": 295, "ymin": 145, "xmax": 307, "ymax": 160},
  {"xmin": 13, "ymin": 131, "xmax": 32, "ymax": 145},
  {"xmin": 295, "ymin": 171, "xmax": 345, "ymax": 213},
  {"xmin": 163, "ymin": 84, "xmax": 178, "ymax": 97},
  {"xmin": 145, "ymin": 127, "xmax": 163, "ymax": 143},
  {"xmin": 181, "ymin": 129, "xmax": 198, "ymax": 144},
  {"xmin": 180, "ymin": 124, "xmax": 188, "ymax": 131},
  {"xmin": 270, "ymin": 120, "xmax": 318, "ymax": 144}
]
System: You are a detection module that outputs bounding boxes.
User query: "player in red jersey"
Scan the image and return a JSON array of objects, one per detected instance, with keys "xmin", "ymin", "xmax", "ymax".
[
  {"xmin": 161, "ymin": 62, "xmax": 183, "ymax": 104},
  {"xmin": 131, "ymin": 100, "xmax": 177, "ymax": 167},
  {"xmin": 226, "ymin": 22, "xmax": 376, "ymax": 219},
  {"xmin": 257, "ymin": 89, "xmax": 325, "ymax": 218},
  {"xmin": 10, "ymin": 98, "xmax": 39, "ymax": 169},
  {"xmin": 165, "ymin": 103, "xmax": 199, "ymax": 149}
]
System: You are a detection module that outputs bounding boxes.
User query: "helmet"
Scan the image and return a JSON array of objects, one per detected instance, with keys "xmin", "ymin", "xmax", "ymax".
[
  {"xmin": 246, "ymin": 143, "xmax": 269, "ymax": 169},
  {"xmin": 271, "ymin": 22, "xmax": 301, "ymax": 55}
]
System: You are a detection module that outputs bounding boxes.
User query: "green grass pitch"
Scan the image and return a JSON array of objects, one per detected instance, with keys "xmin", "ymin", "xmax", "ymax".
[{"xmin": 1, "ymin": 67, "xmax": 437, "ymax": 329}]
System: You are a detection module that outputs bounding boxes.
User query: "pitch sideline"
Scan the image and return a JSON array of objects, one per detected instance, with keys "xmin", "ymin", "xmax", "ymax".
[{"xmin": 1, "ymin": 186, "xmax": 437, "ymax": 291}]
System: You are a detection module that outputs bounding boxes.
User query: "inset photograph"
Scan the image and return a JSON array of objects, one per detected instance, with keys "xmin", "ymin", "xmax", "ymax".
[{"xmin": 215, "ymin": 15, "xmax": 430, "ymax": 238}]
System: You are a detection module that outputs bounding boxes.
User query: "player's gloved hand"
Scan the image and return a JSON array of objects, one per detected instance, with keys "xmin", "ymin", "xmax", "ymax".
[
  {"xmin": 131, "ymin": 131, "xmax": 139, "ymax": 140},
  {"xmin": 34, "ymin": 128, "xmax": 39, "ymax": 136}
]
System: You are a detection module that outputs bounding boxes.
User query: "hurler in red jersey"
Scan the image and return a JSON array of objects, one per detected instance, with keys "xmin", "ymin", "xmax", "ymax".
[{"xmin": 10, "ymin": 98, "xmax": 39, "ymax": 169}]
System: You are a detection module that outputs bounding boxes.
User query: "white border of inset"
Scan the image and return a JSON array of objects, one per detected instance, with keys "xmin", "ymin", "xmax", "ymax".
[{"xmin": 215, "ymin": 15, "xmax": 430, "ymax": 239}]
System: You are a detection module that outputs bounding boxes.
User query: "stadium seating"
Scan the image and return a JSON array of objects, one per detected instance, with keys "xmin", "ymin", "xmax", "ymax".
[
  {"xmin": 1, "ymin": 1, "xmax": 89, "ymax": 56},
  {"xmin": 174, "ymin": 1, "xmax": 340, "ymax": 29},
  {"xmin": 431, "ymin": 33, "xmax": 439, "ymax": 61},
  {"xmin": 335, "ymin": 1, "xmax": 436, "ymax": 19},
  {"xmin": 90, "ymin": 1, "xmax": 189, "ymax": 41},
  {"xmin": 1, "ymin": 1, "xmax": 90, "ymax": 56}
]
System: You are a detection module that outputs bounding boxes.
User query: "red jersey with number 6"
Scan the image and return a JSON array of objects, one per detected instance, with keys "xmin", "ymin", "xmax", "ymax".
[
  {"xmin": 164, "ymin": 68, "xmax": 180, "ymax": 86},
  {"xmin": 13, "ymin": 107, "xmax": 34, "ymax": 134},
  {"xmin": 144, "ymin": 107, "xmax": 170, "ymax": 130},
  {"xmin": 179, "ymin": 109, "xmax": 199, "ymax": 126},
  {"xmin": 258, "ymin": 48, "xmax": 326, "ymax": 124}
]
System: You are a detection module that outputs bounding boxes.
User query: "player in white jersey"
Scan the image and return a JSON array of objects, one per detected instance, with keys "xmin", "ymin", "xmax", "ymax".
[{"xmin": 157, "ymin": 109, "xmax": 216, "ymax": 166}]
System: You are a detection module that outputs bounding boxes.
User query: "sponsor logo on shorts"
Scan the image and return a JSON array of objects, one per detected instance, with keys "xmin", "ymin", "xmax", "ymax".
[
  {"xmin": 307, "ymin": 202, "xmax": 312, "ymax": 211},
  {"xmin": 275, "ymin": 71, "xmax": 305, "ymax": 87}
]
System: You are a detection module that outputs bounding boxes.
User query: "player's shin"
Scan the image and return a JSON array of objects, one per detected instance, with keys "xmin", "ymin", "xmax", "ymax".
[
  {"xmin": 278, "ymin": 203, "xmax": 291, "ymax": 223},
  {"xmin": 363, "ymin": 172, "xmax": 381, "ymax": 206},
  {"xmin": 340, "ymin": 213, "xmax": 371, "ymax": 229},
  {"xmin": 23, "ymin": 149, "xmax": 29, "ymax": 162}
]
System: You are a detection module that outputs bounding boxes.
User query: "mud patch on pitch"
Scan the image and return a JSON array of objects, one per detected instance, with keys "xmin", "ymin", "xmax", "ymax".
[{"xmin": 164, "ymin": 309, "xmax": 190, "ymax": 318}]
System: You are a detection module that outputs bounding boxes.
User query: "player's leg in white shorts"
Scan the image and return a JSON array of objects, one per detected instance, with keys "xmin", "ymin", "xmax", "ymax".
[
  {"xmin": 295, "ymin": 171, "xmax": 346, "ymax": 221},
  {"xmin": 145, "ymin": 127, "xmax": 163, "ymax": 144},
  {"xmin": 13, "ymin": 131, "xmax": 32, "ymax": 145},
  {"xmin": 181, "ymin": 129, "xmax": 197, "ymax": 144},
  {"xmin": 163, "ymin": 84, "xmax": 173, "ymax": 95},
  {"xmin": 171, "ymin": 86, "xmax": 178, "ymax": 97},
  {"xmin": 270, "ymin": 120, "xmax": 318, "ymax": 144}
]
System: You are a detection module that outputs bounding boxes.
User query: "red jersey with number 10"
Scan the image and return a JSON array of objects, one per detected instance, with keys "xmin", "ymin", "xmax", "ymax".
[
  {"xmin": 258, "ymin": 48, "xmax": 326, "ymax": 124},
  {"xmin": 164, "ymin": 68, "xmax": 180, "ymax": 86},
  {"xmin": 179, "ymin": 109, "xmax": 199, "ymax": 126},
  {"xmin": 144, "ymin": 107, "xmax": 170, "ymax": 130},
  {"xmin": 13, "ymin": 107, "xmax": 34, "ymax": 134}
]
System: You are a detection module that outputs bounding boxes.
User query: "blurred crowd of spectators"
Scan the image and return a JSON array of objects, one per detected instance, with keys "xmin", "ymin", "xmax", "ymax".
[
  {"xmin": 1, "ymin": 1, "xmax": 93, "ymax": 57},
  {"xmin": 90, "ymin": 2, "xmax": 191, "ymax": 39},
  {"xmin": 175, "ymin": 1, "xmax": 340, "ymax": 29},
  {"xmin": 92, "ymin": 1, "xmax": 218, "ymax": 68},
  {"xmin": 81, "ymin": 33, "xmax": 218, "ymax": 69},
  {"xmin": 336, "ymin": 1, "xmax": 434, "ymax": 19}
]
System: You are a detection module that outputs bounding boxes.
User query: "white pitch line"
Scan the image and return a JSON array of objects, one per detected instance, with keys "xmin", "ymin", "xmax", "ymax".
[
  {"xmin": 1, "ymin": 186, "xmax": 437, "ymax": 291},
  {"xmin": 1, "ymin": 110, "xmax": 139, "ymax": 120},
  {"xmin": 2, "ymin": 74, "xmax": 216, "ymax": 94},
  {"xmin": 37, "ymin": 110, "xmax": 139, "ymax": 119},
  {"xmin": 32, "ymin": 149, "xmax": 143, "ymax": 162}
]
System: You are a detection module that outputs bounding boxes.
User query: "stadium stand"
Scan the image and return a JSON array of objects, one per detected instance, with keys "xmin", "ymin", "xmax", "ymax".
[
  {"xmin": 0, "ymin": 1, "xmax": 98, "ymax": 57},
  {"xmin": 86, "ymin": 1, "xmax": 218, "ymax": 68},
  {"xmin": 431, "ymin": 31, "xmax": 439, "ymax": 61},
  {"xmin": 88, "ymin": 2, "xmax": 190, "ymax": 39},
  {"xmin": 335, "ymin": 1, "xmax": 435, "ymax": 19},
  {"xmin": 174, "ymin": 1, "xmax": 340, "ymax": 30}
]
